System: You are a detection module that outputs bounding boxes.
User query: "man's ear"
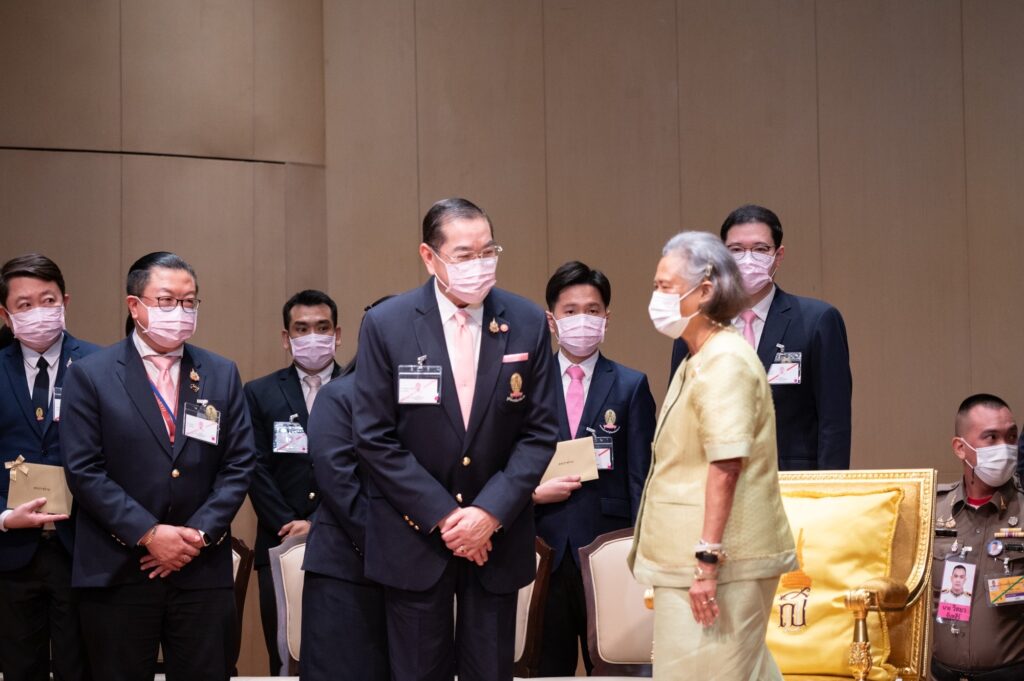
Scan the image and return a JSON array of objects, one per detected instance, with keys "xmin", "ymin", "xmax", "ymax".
[
  {"xmin": 281, "ymin": 329, "xmax": 292, "ymax": 353},
  {"xmin": 951, "ymin": 436, "xmax": 968, "ymax": 462},
  {"xmin": 545, "ymin": 311, "xmax": 557, "ymax": 337}
]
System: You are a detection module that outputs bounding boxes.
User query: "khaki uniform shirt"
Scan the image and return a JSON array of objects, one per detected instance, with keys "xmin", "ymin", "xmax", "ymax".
[
  {"xmin": 629, "ymin": 328, "xmax": 796, "ymax": 587},
  {"xmin": 931, "ymin": 478, "xmax": 1024, "ymax": 671}
]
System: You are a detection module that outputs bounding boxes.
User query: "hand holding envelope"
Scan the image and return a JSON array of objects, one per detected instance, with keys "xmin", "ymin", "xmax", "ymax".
[
  {"xmin": 5, "ymin": 456, "xmax": 73, "ymax": 518},
  {"xmin": 2, "ymin": 496, "xmax": 70, "ymax": 529}
]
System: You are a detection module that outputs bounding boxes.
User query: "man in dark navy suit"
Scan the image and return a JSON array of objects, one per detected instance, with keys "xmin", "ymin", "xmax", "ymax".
[
  {"xmin": 353, "ymin": 198, "xmax": 560, "ymax": 681},
  {"xmin": 532, "ymin": 261, "xmax": 656, "ymax": 675},
  {"xmin": 244, "ymin": 289, "xmax": 342, "ymax": 675},
  {"xmin": 300, "ymin": 297, "xmax": 393, "ymax": 681},
  {"xmin": 670, "ymin": 205, "xmax": 852, "ymax": 470},
  {"xmin": 62, "ymin": 252, "xmax": 255, "ymax": 681},
  {"xmin": 0, "ymin": 254, "xmax": 99, "ymax": 681}
]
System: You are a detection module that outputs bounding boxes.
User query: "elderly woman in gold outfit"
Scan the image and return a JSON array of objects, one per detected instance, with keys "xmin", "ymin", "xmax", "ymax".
[{"xmin": 629, "ymin": 231, "xmax": 797, "ymax": 680}]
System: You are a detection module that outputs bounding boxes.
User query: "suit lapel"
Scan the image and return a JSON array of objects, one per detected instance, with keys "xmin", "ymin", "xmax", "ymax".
[
  {"xmin": 2, "ymin": 344, "xmax": 38, "ymax": 434},
  {"xmin": 172, "ymin": 347, "xmax": 202, "ymax": 460},
  {"xmin": 413, "ymin": 282, "xmax": 464, "ymax": 440},
  {"xmin": 117, "ymin": 338, "xmax": 173, "ymax": 456},
  {"xmin": 756, "ymin": 288, "xmax": 792, "ymax": 369},
  {"xmin": 278, "ymin": 367, "xmax": 308, "ymax": 428},
  {"xmin": 464, "ymin": 295, "xmax": 509, "ymax": 448},
  {"xmin": 578, "ymin": 354, "xmax": 615, "ymax": 438}
]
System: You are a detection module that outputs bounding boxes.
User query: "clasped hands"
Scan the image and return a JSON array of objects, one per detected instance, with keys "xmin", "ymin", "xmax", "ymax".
[
  {"xmin": 139, "ymin": 524, "xmax": 204, "ymax": 579},
  {"xmin": 439, "ymin": 506, "xmax": 499, "ymax": 567}
]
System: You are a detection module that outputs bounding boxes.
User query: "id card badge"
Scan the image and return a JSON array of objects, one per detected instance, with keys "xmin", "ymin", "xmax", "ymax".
[
  {"xmin": 397, "ymin": 364, "xmax": 442, "ymax": 405},
  {"xmin": 183, "ymin": 401, "xmax": 220, "ymax": 445},
  {"xmin": 985, "ymin": 542, "xmax": 1024, "ymax": 606},
  {"xmin": 768, "ymin": 352, "xmax": 802, "ymax": 385},
  {"xmin": 273, "ymin": 419, "xmax": 308, "ymax": 454},
  {"xmin": 594, "ymin": 436, "xmax": 614, "ymax": 471},
  {"xmin": 937, "ymin": 558, "xmax": 976, "ymax": 630},
  {"xmin": 52, "ymin": 387, "xmax": 62, "ymax": 422}
]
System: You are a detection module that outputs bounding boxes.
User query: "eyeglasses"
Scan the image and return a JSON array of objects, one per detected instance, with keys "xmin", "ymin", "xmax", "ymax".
[
  {"xmin": 434, "ymin": 244, "xmax": 504, "ymax": 265},
  {"xmin": 727, "ymin": 245, "xmax": 775, "ymax": 259},
  {"xmin": 139, "ymin": 295, "xmax": 201, "ymax": 312}
]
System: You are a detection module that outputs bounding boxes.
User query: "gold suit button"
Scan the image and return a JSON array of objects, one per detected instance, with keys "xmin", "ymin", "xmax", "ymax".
[
  {"xmin": 308, "ymin": 492, "xmax": 316, "ymax": 500},
  {"xmin": 414, "ymin": 524, "xmax": 420, "ymax": 531},
  {"xmin": 462, "ymin": 457, "xmax": 471, "ymax": 467},
  {"xmin": 403, "ymin": 515, "xmax": 410, "ymax": 521},
  {"xmin": 456, "ymin": 493, "xmax": 464, "ymax": 503},
  {"xmin": 171, "ymin": 469, "xmax": 180, "ymax": 478}
]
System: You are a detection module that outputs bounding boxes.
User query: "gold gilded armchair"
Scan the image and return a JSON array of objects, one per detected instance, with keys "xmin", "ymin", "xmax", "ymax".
[{"xmin": 772, "ymin": 469, "xmax": 936, "ymax": 681}]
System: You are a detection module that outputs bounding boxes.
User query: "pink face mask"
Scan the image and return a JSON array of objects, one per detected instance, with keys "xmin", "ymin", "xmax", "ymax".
[
  {"xmin": 290, "ymin": 333, "xmax": 337, "ymax": 371},
  {"xmin": 735, "ymin": 251, "xmax": 776, "ymax": 295},
  {"xmin": 436, "ymin": 255, "xmax": 498, "ymax": 305},
  {"xmin": 555, "ymin": 314, "xmax": 606, "ymax": 358},
  {"xmin": 9, "ymin": 305, "xmax": 65, "ymax": 348},
  {"xmin": 137, "ymin": 302, "xmax": 197, "ymax": 348}
]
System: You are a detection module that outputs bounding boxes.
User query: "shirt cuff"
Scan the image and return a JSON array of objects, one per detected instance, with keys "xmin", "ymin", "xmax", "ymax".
[
  {"xmin": 704, "ymin": 441, "xmax": 752, "ymax": 462},
  {"xmin": 0, "ymin": 509, "xmax": 12, "ymax": 531}
]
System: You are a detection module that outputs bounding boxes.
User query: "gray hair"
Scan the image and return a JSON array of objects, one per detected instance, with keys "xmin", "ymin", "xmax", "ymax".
[{"xmin": 661, "ymin": 231, "xmax": 749, "ymax": 324}]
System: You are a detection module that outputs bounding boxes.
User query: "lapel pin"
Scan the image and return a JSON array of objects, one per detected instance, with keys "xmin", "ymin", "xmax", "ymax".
[
  {"xmin": 205, "ymin": 404, "xmax": 219, "ymax": 420},
  {"xmin": 66, "ymin": 358, "xmax": 73, "ymax": 368},
  {"xmin": 489, "ymin": 318, "xmax": 499, "ymax": 334},
  {"xmin": 190, "ymin": 384, "xmax": 199, "ymax": 392},
  {"xmin": 35, "ymin": 407, "xmax": 45, "ymax": 421},
  {"xmin": 601, "ymin": 409, "xmax": 619, "ymax": 433},
  {"xmin": 506, "ymin": 373, "xmax": 525, "ymax": 403},
  {"xmin": 1010, "ymin": 516, "xmax": 1019, "ymax": 527},
  {"xmin": 189, "ymin": 369, "xmax": 200, "ymax": 382},
  {"xmin": 499, "ymin": 322, "xmax": 509, "ymax": 333}
]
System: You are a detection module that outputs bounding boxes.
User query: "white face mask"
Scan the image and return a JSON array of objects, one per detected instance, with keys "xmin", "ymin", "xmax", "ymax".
[
  {"xmin": 136, "ymin": 302, "xmax": 197, "ymax": 348},
  {"xmin": 958, "ymin": 438, "xmax": 1018, "ymax": 488},
  {"xmin": 735, "ymin": 251, "xmax": 776, "ymax": 295},
  {"xmin": 435, "ymin": 254, "xmax": 498, "ymax": 305},
  {"xmin": 648, "ymin": 283, "xmax": 701, "ymax": 338},
  {"xmin": 290, "ymin": 333, "xmax": 337, "ymax": 371},
  {"xmin": 9, "ymin": 305, "xmax": 65, "ymax": 348},
  {"xmin": 555, "ymin": 314, "xmax": 606, "ymax": 358}
]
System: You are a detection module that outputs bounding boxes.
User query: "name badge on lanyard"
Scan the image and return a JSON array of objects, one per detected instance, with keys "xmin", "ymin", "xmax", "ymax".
[
  {"xmin": 52, "ymin": 387, "xmax": 62, "ymax": 422},
  {"xmin": 183, "ymin": 401, "xmax": 220, "ymax": 445},
  {"xmin": 397, "ymin": 359, "xmax": 443, "ymax": 405},
  {"xmin": 273, "ymin": 415, "xmax": 308, "ymax": 453}
]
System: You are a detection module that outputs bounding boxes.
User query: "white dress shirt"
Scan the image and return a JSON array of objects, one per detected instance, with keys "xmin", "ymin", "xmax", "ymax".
[
  {"xmin": 20, "ymin": 334, "xmax": 64, "ymax": 404},
  {"xmin": 732, "ymin": 284, "xmax": 777, "ymax": 350},
  {"xmin": 295, "ymin": 362, "xmax": 335, "ymax": 403},
  {"xmin": 557, "ymin": 349, "xmax": 600, "ymax": 406},
  {"xmin": 434, "ymin": 280, "xmax": 483, "ymax": 370}
]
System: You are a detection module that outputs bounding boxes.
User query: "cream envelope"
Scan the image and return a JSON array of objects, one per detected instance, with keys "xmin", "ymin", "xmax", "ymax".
[
  {"xmin": 5, "ymin": 457, "xmax": 73, "ymax": 516},
  {"xmin": 540, "ymin": 437, "xmax": 600, "ymax": 485}
]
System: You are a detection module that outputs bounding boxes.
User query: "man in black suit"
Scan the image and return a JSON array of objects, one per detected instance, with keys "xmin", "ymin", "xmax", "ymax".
[
  {"xmin": 300, "ymin": 297, "xmax": 393, "ymax": 681},
  {"xmin": 353, "ymin": 198, "xmax": 560, "ymax": 680},
  {"xmin": 62, "ymin": 252, "xmax": 255, "ymax": 681},
  {"xmin": 533, "ymin": 261, "xmax": 656, "ymax": 675},
  {"xmin": 244, "ymin": 289, "xmax": 342, "ymax": 675},
  {"xmin": 670, "ymin": 205, "xmax": 852, "ymax": 470},
  {"xmin": 0, "ymin": 254, "xmax": 99, "ymax": 681}
]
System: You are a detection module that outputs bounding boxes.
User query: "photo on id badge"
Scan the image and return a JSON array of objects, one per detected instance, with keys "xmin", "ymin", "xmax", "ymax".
[{"xmin": 937, "ymin": 560, "xmax": 975, "ymax": 623}]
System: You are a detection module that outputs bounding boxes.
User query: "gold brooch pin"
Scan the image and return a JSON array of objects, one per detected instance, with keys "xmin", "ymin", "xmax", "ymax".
[
  {"xmin": 205, "ymin": 404, "xmax": 219, "ymax": 420},
  {"xmin": 489, "ymin": 318, "xmax": 499, "ymax": 334},
  {"xmin": 601, "ymin": 409, "xmax": 619, "ymax": 433},
  {"xmin": 506, "ymin": 373, "xmax": 525, "ymax": 403},
  {"xmin": 35, "ymin": 407, "xmax": 45, "ymax": 421},
  {"xmin": 190, "ymin": 369, "xmax": 200, "ymax": 382}
]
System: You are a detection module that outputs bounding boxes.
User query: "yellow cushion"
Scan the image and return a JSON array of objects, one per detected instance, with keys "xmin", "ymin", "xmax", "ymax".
[{"xmin": 767, "ymin": 488, "xmax": 903, "ymax": 681}]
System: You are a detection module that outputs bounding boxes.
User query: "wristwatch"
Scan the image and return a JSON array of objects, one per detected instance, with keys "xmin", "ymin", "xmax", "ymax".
[{"xmin": 695, "ymin": 550, "xmax": 720, "ymax": 564}]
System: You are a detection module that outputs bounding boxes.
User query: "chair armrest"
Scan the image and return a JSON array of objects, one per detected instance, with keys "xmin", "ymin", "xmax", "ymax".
[{"xmin": 846, "ymin": 577, "xmax": 910, "ymax": 613}]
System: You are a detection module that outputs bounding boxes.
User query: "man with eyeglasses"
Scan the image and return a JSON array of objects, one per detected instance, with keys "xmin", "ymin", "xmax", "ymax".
[
  {"xmin": 670, "ymin": 205, "xmax": 852, "ymax": 470},
  {"xmin": 353, "ymin": 197, "xmax": 559, "ymax": 680},
  {"xmin": 61, "ymin": 251, "xmax": 255, "ymax": 681}
]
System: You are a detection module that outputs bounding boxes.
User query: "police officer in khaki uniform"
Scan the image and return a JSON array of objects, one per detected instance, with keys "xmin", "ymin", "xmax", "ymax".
[{"xmin": 931, "ymin": 394, "xmax": 1024, "ymax": 681}]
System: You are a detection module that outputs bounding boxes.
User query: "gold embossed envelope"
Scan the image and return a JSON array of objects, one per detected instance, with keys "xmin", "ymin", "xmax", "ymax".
[{"xmin": 6, "ymin": 457, "xmax": 73, "ymax": 515}]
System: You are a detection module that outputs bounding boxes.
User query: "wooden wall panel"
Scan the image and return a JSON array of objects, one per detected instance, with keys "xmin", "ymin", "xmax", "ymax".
[
  {"xmin": 121, "ymin": 155, "xmax": 256, "ymax": 377},
  {"xmin": 544, "ymin": 0, "xmax": 681, "ymax": 399},
  {"xmin": 121, "ymin": 0, "xmax": 254, "ymax": 158},
  {"xmin": 284, "ymin": 164, "xmax": 328, "ymax": 297},
  {"xmin": 415, "ymin": 0, "xmax": 548, "ymax": 303},
  {"xmin": 254, "ymin": 0, "xmax": 326, "ymax": 165},
  {"xmin": 677, "ymin": 0, "xmax": 821, "ymax": 297},
  {"xmin": 816, "ymin": 0, "xmax": 968, "ymax": 476},
  {"xmin": 323, "ymin": 0, "xmax": 420, "ymax": 345},
  {"xmin": 0, "ymin": 1, "xmax": 121, "ymax": 151},
  {"xmin": 0, "ymin": 150, "xmax": 122, "ymax": 345},
  {"xmin": 963, "ymin": 0, "xmax": 1024, "ymax": 418},
  {"xmin": 253, "ymin": 162, "xmax": 289, "ymax": 381}
]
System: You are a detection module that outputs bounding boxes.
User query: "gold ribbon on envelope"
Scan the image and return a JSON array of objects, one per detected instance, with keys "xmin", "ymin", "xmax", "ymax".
[{"xmin": 5, "ymin": 455, "xmax": 29, "ymax": 481}]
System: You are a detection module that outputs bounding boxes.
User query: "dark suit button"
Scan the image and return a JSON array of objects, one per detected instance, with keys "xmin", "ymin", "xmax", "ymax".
[{"xmin": 462, "ymin": 457, "xmax": 471, "ymax": 467}]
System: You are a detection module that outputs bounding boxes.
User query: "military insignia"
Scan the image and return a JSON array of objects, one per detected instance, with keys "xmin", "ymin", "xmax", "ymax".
[
  {"xmin": 506, "ymin": 373, "xmax": 525, "ymax": 403},
  {"xmin": 950, "ymin": 540, "xmax": 960, "ymax": 554},
  {"xmin": 1010, "ymin": 516, "xmax": 1019, "ymax": 527},
  {"xmin": 190, "ymin": 369, "xmax": 200, "ymax": 382},
  {"xmin": 205, "ymin": 404, "xmax": 219, "ymax": 420},
  {"xmin": 600, "ymin": 409, "xmax": 620, "ymax": 434},
  {"xmin": 988, "ymin": 539, "xmax": 1004, "ymax": 557},
  {"xmin": 488, "ymin": 318, "xmax": 499, "ymax": 334},
  {"xmin": 35, "ymin": 407, "xmax": 45, "ymax": 421},
  {"xmin": 946, "ymin": 518, "xmax": 956, "ymax": 529}
]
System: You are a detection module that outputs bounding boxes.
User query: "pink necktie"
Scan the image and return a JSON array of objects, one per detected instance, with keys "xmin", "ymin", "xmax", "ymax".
[
  {"xmin": 740, "ymin": 309, "xmax": 758, "ymax": 348},
  {"xmin": 303, "ymin": 374, "xmax": 322, "ymax": 414},
  {"xmin": 452, "ymin": 310, "xmax": 476, "ymax": 429},
  {"xmin": 566, "ymin": 365, "xmax": 585, "ymax": 438},
  {"xmin": 148, "ymin": 355, "xmax": 178, "ymax": 441}
]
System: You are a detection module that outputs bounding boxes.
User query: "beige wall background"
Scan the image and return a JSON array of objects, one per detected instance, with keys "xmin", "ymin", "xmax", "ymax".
[{"xmin": 2, "ymin": 0, "xmax": 1022, "ymax": 675}]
